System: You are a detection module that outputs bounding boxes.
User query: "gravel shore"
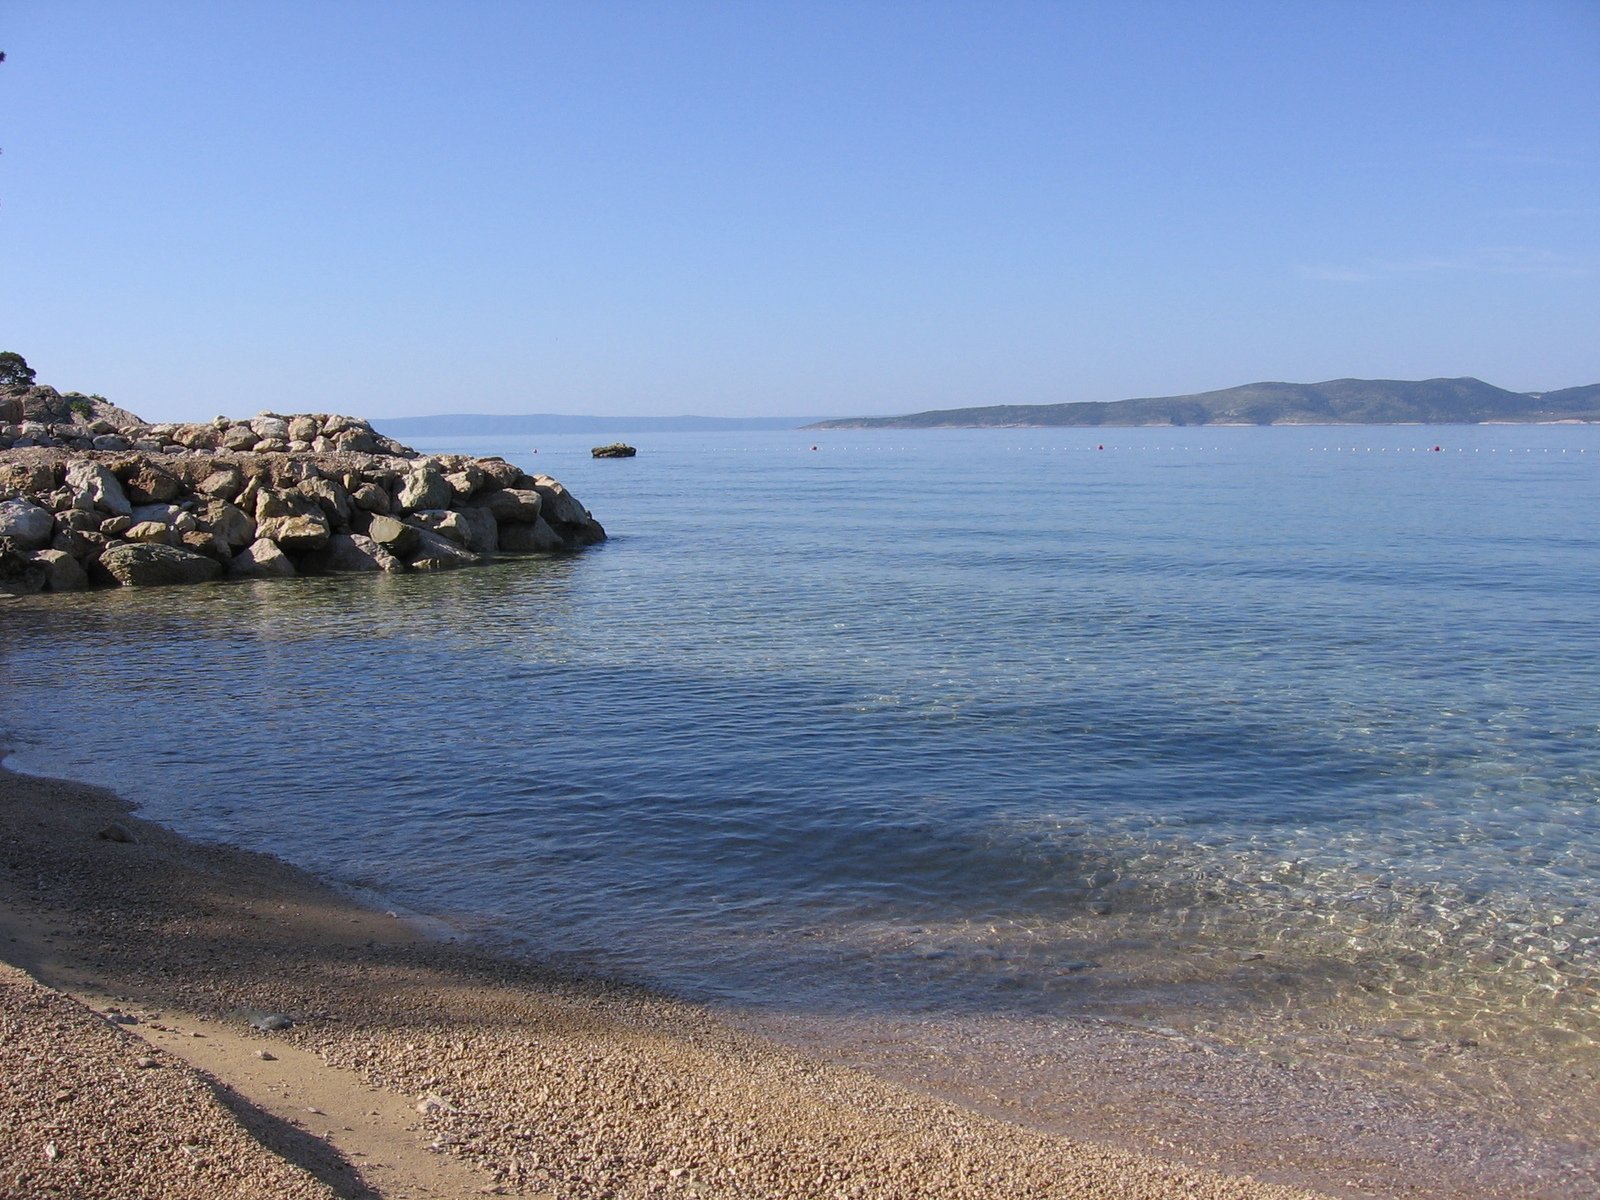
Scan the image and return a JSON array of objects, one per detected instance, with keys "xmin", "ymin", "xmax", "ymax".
[{"xmin": 0, "ymin": 761, "xmax": 1333, "ymax": 1200}]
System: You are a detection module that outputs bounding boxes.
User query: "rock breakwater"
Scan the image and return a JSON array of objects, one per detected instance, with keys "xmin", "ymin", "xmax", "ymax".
[{"xmin": 0, "ymin": 409, "xmax": 604, "ymax": 592}]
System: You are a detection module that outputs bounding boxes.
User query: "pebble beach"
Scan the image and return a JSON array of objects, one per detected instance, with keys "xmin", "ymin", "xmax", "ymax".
[{"xmin": 0, "ymin": 760, "xmax": 1335, "ymax": 1200}]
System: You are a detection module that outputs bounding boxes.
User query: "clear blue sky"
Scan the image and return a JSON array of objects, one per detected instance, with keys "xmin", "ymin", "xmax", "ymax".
[{"xmin": 3, "ymin": 1, "xmax": 1597, "ymax": 422}]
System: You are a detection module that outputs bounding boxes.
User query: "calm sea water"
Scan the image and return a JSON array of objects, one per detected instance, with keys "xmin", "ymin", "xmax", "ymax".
[{"xmin": 4, "ymin": 425, "xmax": 1598, "ymax": 1076}]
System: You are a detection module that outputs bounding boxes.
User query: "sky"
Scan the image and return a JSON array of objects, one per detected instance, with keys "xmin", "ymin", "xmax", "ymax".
[{"xmin": 2, "ymin": 1, "xmax": 1597, "ymax": 423}]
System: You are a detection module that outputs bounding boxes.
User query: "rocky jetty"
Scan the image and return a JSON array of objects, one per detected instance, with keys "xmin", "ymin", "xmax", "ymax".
[{"xmin": 0, "ymin": 396, "xmax": 604, "ymax": 593}]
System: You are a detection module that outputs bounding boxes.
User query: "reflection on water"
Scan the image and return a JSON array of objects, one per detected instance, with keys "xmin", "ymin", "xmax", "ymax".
[{"xmin": 3, "ymin": 426, "xmax": 1598, "ymax": 1166}]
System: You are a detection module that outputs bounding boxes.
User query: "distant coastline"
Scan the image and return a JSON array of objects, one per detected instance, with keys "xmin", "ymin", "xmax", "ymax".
[
  {"xmin": 370, "ymin": 376, "xmax": 1600, "ymax": 436},
  {"xmin": 806, "ymin": 376, "xmax": 1600, "ymax": 430}
]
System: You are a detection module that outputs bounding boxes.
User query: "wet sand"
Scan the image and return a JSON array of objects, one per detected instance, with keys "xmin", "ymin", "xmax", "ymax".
[{"xmin": 0, "ymin": 759, "xmax": 1584, "ymax": 1199}]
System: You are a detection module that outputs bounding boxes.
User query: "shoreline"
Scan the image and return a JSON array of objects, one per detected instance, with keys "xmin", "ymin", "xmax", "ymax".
[
  {"xmin": 3, "ymin": 756, "xmax": 1594, "ymax": 1198},
  {"xmin": 0, "ymin": 756, "xmax": 1325, "ymax": 1200}
]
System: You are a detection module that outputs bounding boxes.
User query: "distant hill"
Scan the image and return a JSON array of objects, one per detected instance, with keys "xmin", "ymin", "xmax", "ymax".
[
  {"xmin": 806, "ymin": 377, "xmax": 1600, "ymax": 429},
  {"xmin": 373, "ymin": 413, "xmax": 821, "ymax": 437}
]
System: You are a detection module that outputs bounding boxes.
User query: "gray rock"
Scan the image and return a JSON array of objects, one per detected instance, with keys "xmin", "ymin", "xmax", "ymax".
[
  {"xmin": 254, "ymin": 489, "xmax": 331, "ymax": 551},
  {"xmin": 296, "ymin": 476, "xmax": 352, "ymax": 525},
  {"xmin": 497, "ymin": 517, "xmax": 566, "ymax": 553},
  {"xmin": 202, "ymin": 501, "xmax": 256, "ymax": 549},
  {"xmin": 98, "ymin": 543, "xmax": 223, "ymax": 587},
  {"xmin": 196, "ymin": 466, "xmax": 244, "ymax": 501},
  {"xmin": 365, "ymin": 513, "xmax": 418, "ymax": 554},
  {"xmin": 230, "ymin": 538, "xmax": 297, "ymax": 578},
  {"xmin": 117, "ymin": 462, "xmax": 181, "ymax": 503},
  {"xmin": 97, "ymin": 822, "xmax": 137, "ymax": 843},
  {"xmin": 529, "ymin": 476, "xmax": 592, "ymax": 526},
  {"xmin": 469, "ymin": 487, "xmax": 542, "ymax": 523},
  {"xmin": 406, "ymin": 526, "xmax": 480, "ymax": 571},
  {"xmin": 305, "ymin": 532, "xmax": 403, "ymax": 574},
  {"xmin": 130, "ymin": 503, "xmax": 182, "ymax": 526},
  {"xmin": 123, "ymin": 520, "xmax": 178, "ymax": 545},
  {"xmin": 31, "ymin": 549, "xmax": 89, "ymax": 591},
  {"xmin": 0, "ymin": 498, "xmax": 55, "ymax": 551},
  {"xmin": 348, "ymin": 482, "xmax": 390, "ymax": 514},
  {"xmin": 0, "ymin": 536, "xmax": 48, "ymax": 593},
  {"xmin": 407, "ymin": 509, "xmax": 472, "ymax": 545},
  {"xmin": 220, "ymin": 423, "xmax": 260, "ymax": 451},
  {"xmin": 64, "ymin": 460, "xmax": 132, "ymax": 516},
  {"xmin": 251, "ymin": 1013, "xmax": 295, "ymax": 1032},
  {"xmin": 444, "ymin": 467, "xmax": 484, "ymax": 498},
  {"xmin": 395, "ymin": 468, "xmax": 451, "ymax": 513},
  {"xmin": 456, "ymin": 505, "xmax": 498, "ymax": 554},
  {"xmin": 250, "ymin": 415, "xmax": 291, "ymax": 441}
]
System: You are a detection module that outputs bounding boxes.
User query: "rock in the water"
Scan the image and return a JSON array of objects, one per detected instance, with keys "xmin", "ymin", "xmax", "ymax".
[
  {"xmin": 591, "ymin": 442, "xmax": 637, "ymax": 458},
  {"xmin": 303, "ymin": 532, "xmax": 402, "ymax": 574},
  {"xmin": 365, "ymin": 513, "xmax": 418, "ymax": 554},
  {"xmin": 98, "ymin": 542, "xmax": 224, "ymax": 586},
  {"xmin": 406, "ymin": 526, "xmax": 480, "ymax": 571},
  {"xmin": 529, "ymin": 476, "xmax": 592, "ymax": 527},
  {"xmin": 31, "ymin": 548, "xmax": 89, "ymax": 592},
  {"xmin": 230, "ymin": 538, "xmax": 297, "ymax": 578},
  {"xmin": 0, "ymin": 536, "xmax": 48, "ymax": 593},
  {"xmin": 498, "ymin": 517, "xmax": 566, "ymax": 553}
]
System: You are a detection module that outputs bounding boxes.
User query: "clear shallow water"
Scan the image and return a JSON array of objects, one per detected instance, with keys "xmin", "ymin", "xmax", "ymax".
[{"xmin": 3, "ymin": 426, "xmax": 1599, "ymax": 1070}]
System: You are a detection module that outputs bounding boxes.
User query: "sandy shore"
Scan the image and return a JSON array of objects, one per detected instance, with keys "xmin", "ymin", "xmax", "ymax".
[{"xmin": 0, "ymin": 761, "xmax": 1344, "ymax": 1200}]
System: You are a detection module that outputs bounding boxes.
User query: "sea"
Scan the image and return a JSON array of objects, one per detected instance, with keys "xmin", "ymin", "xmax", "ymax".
[{"xmin": 3, "ymin": 424, "xmax": 1598, "ymax": 1189}]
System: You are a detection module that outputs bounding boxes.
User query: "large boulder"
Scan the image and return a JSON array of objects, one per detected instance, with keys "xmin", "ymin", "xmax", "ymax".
[
  {"xmin": 528, "ymin": 476, "xmax": 592, "ymax": 527},
  {"xmin": 115, "ymin": 460, "xmax": 182, "ymax": 503},
  {"xmin": 31, "ymin": 548, "xmax": 88, "ymax": 592},
  {"xmin": 456, "ymin": 505, "xmax": 498, "ymax": 554},
  {"xmin": 202, "ymin": 501, "xmax": 256, "ymax": 549},
  {"xmin": 303, "ymin": 532, "xmax": 403, "ymax": 574},
  {"xmin": 407, "ymin": 509, "xmax": 472, "ymax": 546},
  {"xmin": 469, "ymin": 487, "xmax": 542, "ymax": 523},
  {"xmin": 230, "ymin": 538, "xmax": 297, "ymax": 578},
  {"xmin": 0, "ymin": 498, "xmax": 55, "ymax": 551},
  {"xmin": 365, "ymin": 513, "xmax": 418, "ymax": 554},
  {"xmin": 498, "ymin": 517, "xmax": 566, "ymax": 553},
  {"xmin": 297, "ymin": 476, "xmax": 352, "ymax": 526},
  {"xmin": 254, "ymin": 489, "xmax": 331, "ymax": 551},
  {"xmin": 64, "ymin": 460, "xmax": 132, "ymax": 516},
  {"xmin": 1, "ymin": 459, "xmax": 58, "ymax": 495},
  {"xmin": 0, "ymin": 536, "xmax": 47, "ymax": 593},
  {"xmin": 98, "ymin": 542, "xmax": 223, "ymax": 587},
  {"xmin": 395, "ymin": 467, "xmax": 451, "ymax": 513},
  {"xmin": 405, "ymin": 527, "xmax": 480, "ymax": 571},
  {"xmin": 250, "ymin": 414, "xmax": 291, "ymax": 441},
  {"xmin": 196, "ymin": 466, "xmax": 244, "ymax": 501}
]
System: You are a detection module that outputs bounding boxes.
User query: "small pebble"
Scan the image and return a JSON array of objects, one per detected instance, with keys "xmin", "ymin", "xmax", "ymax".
[
  {"xmin": 251, "ymin": 1013, "xmax": 294, "ymax": 1032},
  {"xmin": 256, "ymin": 1050, "xmax": 277, "ymax": 1061},
  {"xmin": 136, "ymin": 1056, "xmax": 159, "ymax": 1069}
]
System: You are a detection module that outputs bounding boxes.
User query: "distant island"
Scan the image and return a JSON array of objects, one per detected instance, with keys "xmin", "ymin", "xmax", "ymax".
[{"xmin": 806, "ymin": 377, "xmax": 1600, "ymax": 430}]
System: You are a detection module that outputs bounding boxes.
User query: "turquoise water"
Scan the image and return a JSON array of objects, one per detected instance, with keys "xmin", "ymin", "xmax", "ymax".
[{"xmin": 3, "ymin": 425, "xmax": 1598, "ymax": 1070}]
